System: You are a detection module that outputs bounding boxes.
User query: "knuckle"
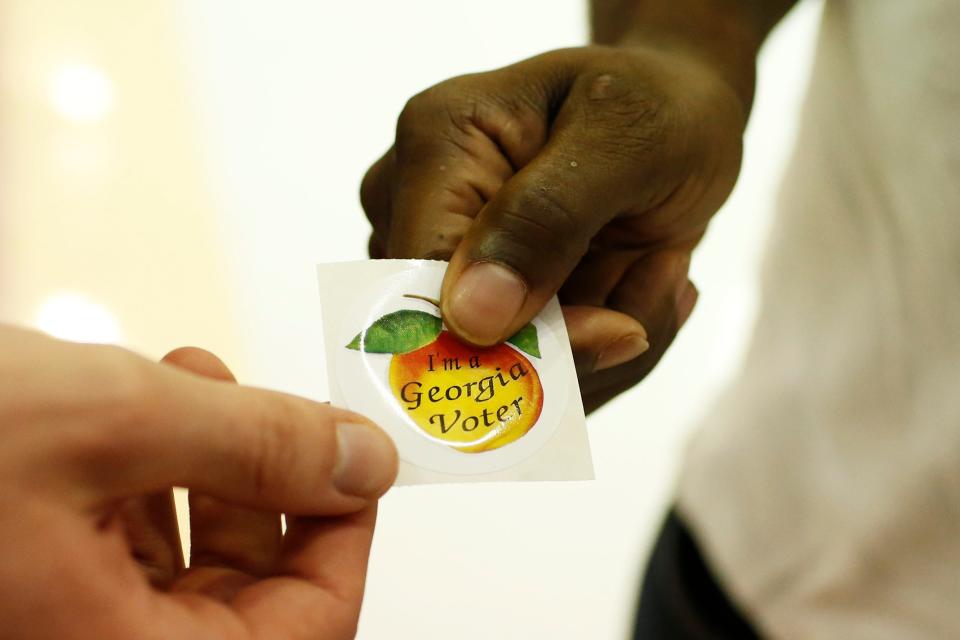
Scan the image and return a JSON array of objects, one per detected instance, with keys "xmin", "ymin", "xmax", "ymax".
[
  {"xmin": 59, "ymin": 424, "xmax": 125, "ymax": 468},
  {"xmin": 65, "ymin": 347, "xmax": 157, "ymax": 459},
  {"xmin": 92, "ymin": 346, "xmax": 157, "ymax": 427},
  {"xmin": 187, "ymin": 493, "xmax": 223, "ymax": 521},
  {"xmin": 245, "ymin": 398, "xmax": 302, "ymax": 501},
  {"xmin": 396, "ymin": 78, "xmax": 478, "ymax": 149},
  {"xmin": 395, "ymin": 93, "xmax": 438, "ymax": 158},
  {"xmin": 333, "ymin": 615, "xmax": 360, "ymax": 640},
  {"xmin": 487, "ymin": 185, "xmax": 589, "ymax": 273},
  {"xmin": 359, "ymin": 163, "xmax": 383, "ymax": 216},
  {"xmin": 504, "ymin": 185, "xmax": 583, "ymax": 248},
  {"xmin": 584, "ymin": 66, "xmax": 644, "ymax": 105},
  {"xmin": 396, "ymin": 87, "xmax": 444, "ymax": 137},
  {"xmin": 580, "ymin": 67, "xmax": 670, "ymax": 160}
]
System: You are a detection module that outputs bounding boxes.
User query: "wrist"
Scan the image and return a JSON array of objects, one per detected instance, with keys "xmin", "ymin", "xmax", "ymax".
[{"xmin": 592, "ymin": 3, "xmax": 766, "ymax": 109}]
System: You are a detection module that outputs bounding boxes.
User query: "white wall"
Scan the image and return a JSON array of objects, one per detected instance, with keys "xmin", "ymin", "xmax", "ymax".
[
  {"xmin": 180, "ymin": 1, "xmax": 819, "ymax": 638},
  {"xmin": 0, "ymin": 2, "xmax": 246, "ymax": 362}
]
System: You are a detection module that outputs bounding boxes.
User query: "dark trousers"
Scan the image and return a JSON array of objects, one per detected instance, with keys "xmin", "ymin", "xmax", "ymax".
[{"xmin": 632, "ymin": 510, "xmax": 761, "ymax": 639}]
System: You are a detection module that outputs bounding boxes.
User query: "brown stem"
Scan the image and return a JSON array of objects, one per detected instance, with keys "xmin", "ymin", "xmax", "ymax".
[{"xmin": 403, "ymin": 294, "xmax": 441, "ymax": 309}]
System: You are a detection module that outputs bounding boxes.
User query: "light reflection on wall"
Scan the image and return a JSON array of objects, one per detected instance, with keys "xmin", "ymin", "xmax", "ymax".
[
  {"xmin": 35, "ymin": 291, "xmax": 122, "ymax": 343},
  {"xmin": 48, "ymin": 63, "xmax": 114, "ymax": 123},
  {"xmin": 0, "ymin": 1, "xmax": 244, "ymax": 373}
]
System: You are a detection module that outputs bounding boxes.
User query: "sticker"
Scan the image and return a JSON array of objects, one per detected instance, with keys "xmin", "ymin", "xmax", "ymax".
[
  {"xmin": 349, "ymin": 297, "xmax": 544, "ymax": 453},
  {"xmin": 318, "ymin": 260, "xmax": 594, "ymax": 485}
]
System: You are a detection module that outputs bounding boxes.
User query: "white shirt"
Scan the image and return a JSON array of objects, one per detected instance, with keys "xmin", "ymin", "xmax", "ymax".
[{"xmin": 677, "ymin": 1, "xmax": 960, "ymax": 637}]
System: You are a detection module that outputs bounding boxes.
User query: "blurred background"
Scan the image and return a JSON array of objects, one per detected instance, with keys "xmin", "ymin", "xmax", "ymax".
[{"xmin": 0, "ymin": 1, "xmax": 821, "ymax": 637}]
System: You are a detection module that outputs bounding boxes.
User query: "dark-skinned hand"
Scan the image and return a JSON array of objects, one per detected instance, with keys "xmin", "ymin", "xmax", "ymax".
[{"xmin": 362, "ymin": 45, "xmax": 747, "ymax": 411}]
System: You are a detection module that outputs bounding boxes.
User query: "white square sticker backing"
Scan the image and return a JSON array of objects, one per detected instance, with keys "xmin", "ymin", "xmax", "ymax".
[{"xmin": 317, "ymin": 259, "xmax": 594, "ymax": 485}]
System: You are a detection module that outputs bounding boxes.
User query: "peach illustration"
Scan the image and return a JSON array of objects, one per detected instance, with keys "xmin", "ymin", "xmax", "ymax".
[{"xmin": 347, "ymin": 294, "xmax": 544, "ymax": 453}]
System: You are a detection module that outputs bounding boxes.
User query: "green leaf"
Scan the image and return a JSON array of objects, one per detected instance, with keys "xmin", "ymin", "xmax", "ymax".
[
  {"xmin": 346, "ymin": 310, "xmax": 442, "ymax": 354},
  {"xmin": 507, "ymin": 323, "xmax": 540, "ymax": 358}
]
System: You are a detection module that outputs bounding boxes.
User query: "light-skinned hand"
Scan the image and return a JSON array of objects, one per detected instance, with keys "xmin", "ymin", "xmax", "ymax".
[{"xmin": 0, "ymin": 324, "xmax": 398, "ymax": 639}]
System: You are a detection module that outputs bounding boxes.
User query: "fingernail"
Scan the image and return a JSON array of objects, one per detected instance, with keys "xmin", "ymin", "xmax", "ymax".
[
  {"xmin": 333, "ymin": 423, "xmax": 398, "ymax": 498},
  {"xmin": 446, "ymin": 262, "xmax": 526, "ymax": 345},
  {"xmin": 594, "ymin": 333, "xmax": 649, "ymax": 371},
  {"xmin": 676, "ymin": 281, "xmax": 698, "ymax": 330}
]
